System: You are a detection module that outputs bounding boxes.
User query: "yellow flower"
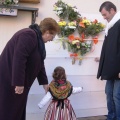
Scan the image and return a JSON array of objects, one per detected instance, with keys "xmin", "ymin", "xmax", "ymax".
[
  {"xmin": 82, "ymin": 19, "xmax": 91, "ymax": 24},
  {"xmin": 100, "ymin": 23, "xmax": 105, "ymax": 28},
  {"xmin": 67, "ymin": 4, "xmax": 72, "ymax": 7},
  {"xmin": 62, "ymin": 21, "xmax": 67, "ymax": 26},
  {"xmin": 68, "ymin": 21, "xmax": 76, "ymax": 26},
  {"xmin": 72, "ymin": 40, "xmax": 79, "ymax": 44},
  {"xmin": 77, "ymin": 46, "xmax": 80, "ymax": 48},
  {"xmin": 58, "ymin": 21, "xmax": 66, "ymax": 26},
  {"xmin": 53, "ymin": 5, "xmax": 58, "ymax": 11}
]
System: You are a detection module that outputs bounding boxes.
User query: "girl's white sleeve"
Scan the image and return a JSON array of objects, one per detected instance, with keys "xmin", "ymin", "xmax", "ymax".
[
  {"xmin": 38, "ymin": 91, "xmax": 52, "ymax": 109},
  {"xmin": 72, "ymin": 87, "xmax": 83, "ymax": 94}
]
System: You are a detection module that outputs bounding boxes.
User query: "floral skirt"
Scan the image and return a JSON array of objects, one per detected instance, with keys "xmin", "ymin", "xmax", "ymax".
[{"xmin": 44, "ymin": 99, "xmax": 77, "ymax": 120}]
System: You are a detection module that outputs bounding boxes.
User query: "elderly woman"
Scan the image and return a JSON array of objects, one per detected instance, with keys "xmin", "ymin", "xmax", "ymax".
[{"xmin": 0, "ymin": 18, "xmax": 60, "ymax": 120}]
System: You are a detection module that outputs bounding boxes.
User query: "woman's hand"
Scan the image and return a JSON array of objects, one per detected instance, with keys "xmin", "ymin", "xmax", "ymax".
[
  {"xmin": 118, "ymin": 73, "xmax": 120, "ymax": 78},
  {"xmin": 43, "ymin": 84, "xmax": 49, "ymax": 93},
  {"xmin": 15, "ymin": 86, "xmax": 24, "ymax": 94}
]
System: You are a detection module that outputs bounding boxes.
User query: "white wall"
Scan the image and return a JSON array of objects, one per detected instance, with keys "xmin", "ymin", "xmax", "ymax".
[{"xmin": 0, "ymin": 0, "xmax": 120, "ymax": 119}]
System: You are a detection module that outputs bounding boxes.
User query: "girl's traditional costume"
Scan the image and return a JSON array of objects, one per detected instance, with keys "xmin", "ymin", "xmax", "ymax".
[{"xmin": 38, "ymin": 80, "xmax": 82, "ymax": 120}]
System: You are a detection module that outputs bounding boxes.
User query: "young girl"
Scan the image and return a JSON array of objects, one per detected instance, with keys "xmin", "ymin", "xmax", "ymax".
[{"xmin": 38, "ymin": 66, "xmax": 83, "ymax": 120}]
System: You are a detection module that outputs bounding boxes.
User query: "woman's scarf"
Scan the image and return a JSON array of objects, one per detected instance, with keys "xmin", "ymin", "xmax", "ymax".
[
  {"xmin": 29, "ymin": 24, "xmax": 46, "ymax": 61},
  {"xmin": 105, "ymin": 11, "xmax": 120, "ymax": 36},
  {"xmin": 49, "ymin": 80, "xmax": 72, "ymax": 100}
]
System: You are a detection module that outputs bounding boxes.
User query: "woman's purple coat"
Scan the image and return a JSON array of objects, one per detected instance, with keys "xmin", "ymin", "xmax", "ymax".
[{"xmin": 0, "ymin": 28, "xmax": 48, "ymax": 120}]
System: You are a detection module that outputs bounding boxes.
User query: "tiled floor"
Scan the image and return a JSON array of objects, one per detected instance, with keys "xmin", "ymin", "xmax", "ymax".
[{"xmin": 77, "ymin": 115, "xmax": 107, "ymax": 120}]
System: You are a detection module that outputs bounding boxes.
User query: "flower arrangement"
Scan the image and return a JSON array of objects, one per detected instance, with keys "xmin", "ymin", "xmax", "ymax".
[
  {"xmin": 67, "ymin": 35, "xmax": 93, "ymax": 64},
  {"xmin": 0, "ymin": 0, "xmax": 13, "ymax": 5},
  {"xmin": 67, "ymin": 5, "xmax": 81, "ymax": 21},
  {"xmin": 53, "ymin": 0, "xmax": 105, "ymax": 65},
  {"xmin": 77, "ymin": 18, "xmax": 105, "ymax": 38},
  {"xmin": 58, "ymin": 20, "xmax": 77, "ymax": 37},
  {"xmin": 53, "ymin": 0, "xmax": 67, "ymax": 19},
  {"xmin": 0, "ymin": 0, "xmax": 19, "ymax": 5},
  {"xmin": 53, "ymin": 0, "xmax": 81, "ymax": 21}
]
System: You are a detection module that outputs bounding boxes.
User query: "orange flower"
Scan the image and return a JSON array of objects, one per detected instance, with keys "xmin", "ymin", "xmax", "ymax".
[
  {"xmin": 92, "ymin": 36, "xmax": 98, "ymax": 44},
  {"xmin": 75, "ymin": 37, "xmax": 81, "ymax": 40},
  {"xmin": 68, "ymin": 35, "xmax": 75, "ymax": 41},
  {"xmin": 81, "ymin": 33, "xmax": 85, "ymax": 39},
  {"xmin": 70, "ymin": 53, "xmax": 78, "ymax": 57},
  {"xmin": 79, "ymin": 22, "xmax": 85, "ymax": 28}
]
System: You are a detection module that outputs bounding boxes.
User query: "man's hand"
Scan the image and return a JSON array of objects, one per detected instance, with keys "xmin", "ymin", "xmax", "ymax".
[
  {"xmin": 118, "ymin": 73, "xmax": 120, "ymax": 78},
  {"xmin": 15, "ymin": 86, "xmax": 24, "ymax": 94},
  {"xmin": 95, "ymin": 57, "xmax": 100, "ymax": 62},
  {"xmin": 43, "ymin": 84, "xmax": 49, "ymax": 93}
]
